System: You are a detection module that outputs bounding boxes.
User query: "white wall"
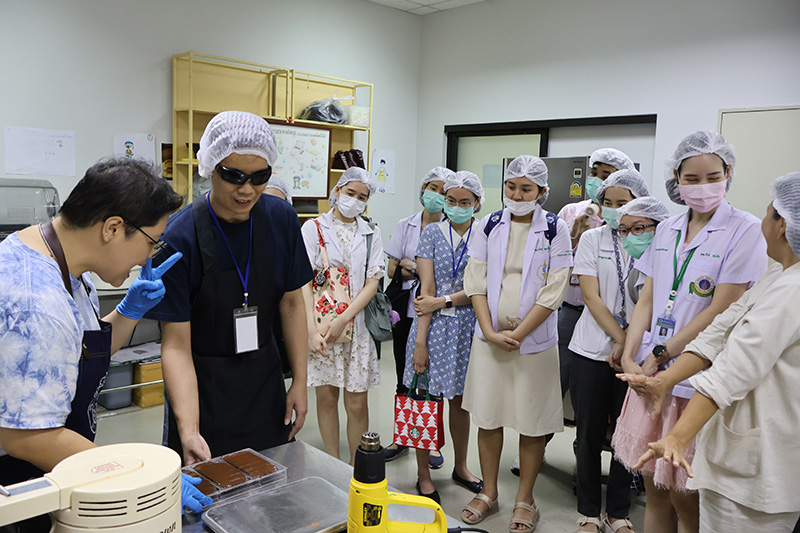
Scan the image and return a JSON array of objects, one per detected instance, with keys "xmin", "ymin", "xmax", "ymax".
[
  {"xmin": 415, "ymin": 0, "xmax": 800, "ymax": 210},
  {"xmin": 0, "ymin": 0, "xmax": 422, "ymax": 241}
]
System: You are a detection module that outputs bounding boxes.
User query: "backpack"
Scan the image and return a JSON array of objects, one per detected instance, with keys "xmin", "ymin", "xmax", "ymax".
[{"xmin": 483, "ymin": 209, "xmax": 559, "ymax": 243}]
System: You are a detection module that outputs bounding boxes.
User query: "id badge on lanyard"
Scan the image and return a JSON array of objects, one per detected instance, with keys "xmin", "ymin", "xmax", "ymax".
[
  {"xmin": 207, "ymin": 193, "xmax": 259, "ymax": 354},
  {"xmin": 654, "ymin": 230, "xmax": 696, "ymax": 345},
  {"xmin": 442, "ymin": 223, "xmax": 472, "ymax": 318}
]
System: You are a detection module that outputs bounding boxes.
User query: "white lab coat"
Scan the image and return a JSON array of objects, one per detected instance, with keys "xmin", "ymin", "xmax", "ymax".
[
  {"xmin": 300, "ymin": 210, "xmax": 384, "ymax": 334},
  {"xmin": 685, "ymin": 261, "xmax": 800, "ymax": 514}
]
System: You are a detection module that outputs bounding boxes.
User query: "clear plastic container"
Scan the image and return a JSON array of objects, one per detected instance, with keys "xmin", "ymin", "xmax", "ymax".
[
  {"xmin": 182, "ymin": 448, "xmax": 287, "ymax": 507},
  {"xmin": 202, "ymin": 476, "xmax": 348, "ymax": 533}
]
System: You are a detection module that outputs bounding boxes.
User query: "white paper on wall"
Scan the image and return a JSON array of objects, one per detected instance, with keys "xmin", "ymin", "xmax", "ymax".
[
  {"xmin": 5, "ymin": 126, "xmax": 76, "ymax": 176},
  {"xmin": 372, "ymin": 148, "xmax": 396, "ymax": 194},
  {"xmin": 114, "ymin": 132, "xmax": 157, "ymax": 167}
]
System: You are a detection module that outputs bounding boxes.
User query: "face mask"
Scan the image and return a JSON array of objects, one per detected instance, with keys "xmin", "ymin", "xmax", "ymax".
[
  {"xmin": 503, "ymin": 197, "xmax": 538, "ymax": 216},
  {"xmin": 601, "ymin": 206, "xmax": 620, "ymax": 229},
  {"xmin": 585, "ymin": 176, "xmax": 603, "ymax": 203},
  {"xmin": 421, "ymin": 190, "xmax": 446, "ymax": 213},
  {"xmin": 336, "ymin": 194, "xmax": 367, "ymax": 219},
  {"xmin": 444, "ymin": 204, "xmax": 474, "ymax": 224},
  {"xmin": 621, "ymin": 232, "xmax": 655, "ymax": 259},
  {"xmin": 678, "ymin": 181, "xmax": 727, "ymax": 213}
]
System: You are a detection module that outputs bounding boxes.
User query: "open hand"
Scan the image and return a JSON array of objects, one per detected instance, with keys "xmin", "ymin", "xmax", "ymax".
[{"xmin": 633, "ymin": 435, "xmax": 693, "ymax": 477}]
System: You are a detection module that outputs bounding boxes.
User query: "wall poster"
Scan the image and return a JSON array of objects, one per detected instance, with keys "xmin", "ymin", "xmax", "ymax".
[{"xmin": 271, "ymin": 123, "xmax": 331, "ymax": 199}]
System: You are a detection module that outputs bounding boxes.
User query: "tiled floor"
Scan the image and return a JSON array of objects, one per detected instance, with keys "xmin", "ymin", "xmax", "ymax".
[{"xmin": 96, "ymin": 342, "xmax": 645, "ymax": 532}]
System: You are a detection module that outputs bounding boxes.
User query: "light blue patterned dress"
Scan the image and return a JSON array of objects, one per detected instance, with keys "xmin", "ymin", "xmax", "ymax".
[
  {"xmin": 403, "ymin": 222, "xmax": 476, "ymax": 400},
  {"xmin": 0, "ymin": 234, "xmax": 99, "ymax": 445}
]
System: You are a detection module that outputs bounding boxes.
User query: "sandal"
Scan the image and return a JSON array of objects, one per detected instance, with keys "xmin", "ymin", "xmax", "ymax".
[
  {"xmin": 577, "ymin": 516, "xmax": 603, "ymax": 532},
  {"xmin": 509, "ymin": 501, "xmax": 539, "ymax": 533},
  {"xmin": 461, "ymin": 493, "xmax": 498, "ymax": 525},
  {"xmin": 602, "ymin": 517, "xmax": 635, "ymax": 533}
]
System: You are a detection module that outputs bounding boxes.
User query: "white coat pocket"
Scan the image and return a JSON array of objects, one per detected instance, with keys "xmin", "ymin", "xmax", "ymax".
[{"xmin": 704, "ymin": 416, "xmax": 761, "ymax": 478}]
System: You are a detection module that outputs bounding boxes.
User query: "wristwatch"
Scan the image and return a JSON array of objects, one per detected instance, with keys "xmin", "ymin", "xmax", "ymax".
[
  {"xmin": 444, "ymin": 295, "xmax": 453, "ymax": 309},
  {"xmin": 653, "ymin": 343, "xmax": 670, "ymax": 362}
]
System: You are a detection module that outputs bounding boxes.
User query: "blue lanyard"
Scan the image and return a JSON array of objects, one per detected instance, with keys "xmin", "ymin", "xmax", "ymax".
[
  {"xmin": 205, "ymin": 193, "xmax": 253, "ymax": 307},
  {"xmin": 611, "ymin": 230, "xmax": 634, "ymax": 322},
  {"xmin": 448, "ymin": 222, "xmax": 472, "ymax": 278}
]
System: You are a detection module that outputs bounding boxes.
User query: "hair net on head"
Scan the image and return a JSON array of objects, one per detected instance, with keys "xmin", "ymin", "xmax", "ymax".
[
  {"xmin": 596, "ymin": 169, "xmax": 650, "ymax": 204},
  {"xmin": 589, "ymin": 148, "xmax": 635, "ymax": 171},
  {"xmin": 770, "ymin": 172, "xmax": 800, "ymax": 258},
  {"xmin": 197, "ymin": 111, "xmax": 278, "ymax": 178},
  {"xmin": 264, "ymin": 177, "xmax": 292, "ymax": 204},
  {"xmin": 664, "ymin": 131, "xmax": 736, "ymax": 205},
  {"xmin": 616, "ymin": 196, "xmax": 670, "ymax": 225},
  {"xmin": 444, "ymin": 171, "xmax": 485, "ymax": 214},
  {"xmin": 504, "ymin": 155, "xmax": 550, "ymax": 205},
  {"xmin": 419, "ymin": 166, "xmax": 454, "ymax": 206},
  {"xmin": 328, "ymin": 167, "xmax": 377, "ymax": 208}
]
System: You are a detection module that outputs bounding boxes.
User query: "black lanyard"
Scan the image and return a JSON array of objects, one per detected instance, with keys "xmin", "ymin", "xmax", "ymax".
[
  {"xmin": 205, "ymin": 193, "xmax": 253, "ymax": 308},
  {"xmin": 448, "ymin": 222, "xmax": 472, "ymax": 278},
  {"xmin": 611, "ymin": 230, "xmax": 634, "ymax": 322}
]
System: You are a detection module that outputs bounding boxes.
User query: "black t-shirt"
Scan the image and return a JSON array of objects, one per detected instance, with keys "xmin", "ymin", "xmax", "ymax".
[{"xmin": 146, "ymin": 194, "xmax": 312, "ymax": 323}]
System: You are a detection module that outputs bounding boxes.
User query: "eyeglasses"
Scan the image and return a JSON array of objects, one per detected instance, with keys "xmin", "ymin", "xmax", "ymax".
[
  {"xmin": 445, "ymin": 197, "xmax": 475, "ymax": 208},
  {"xmin": 617, "ymin": 224, "xmax": 656, "ymax": 238},
  {"xmin": 215, "ymin": 163, "xmax": 272, "ymax": 186},
  {"xmin": 127, "ymin": 222, "xmax": 167, "ymax": 257}
]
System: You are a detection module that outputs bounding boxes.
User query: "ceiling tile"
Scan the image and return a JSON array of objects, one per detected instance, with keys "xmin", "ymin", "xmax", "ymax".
[
  {"xmin": 408, "ymin": 5, "xmax": 439, "ymax": 14},
  {"xmin": 428, "ymin": 0, "xmax": 486, "ymax": 10},
  {"xmin": 366, "ymin": 0, "xmax": 425, "ymax": 10},
  {"xmin": 362, "ymin": 0, "xmax": 487, "ymax": 14}
]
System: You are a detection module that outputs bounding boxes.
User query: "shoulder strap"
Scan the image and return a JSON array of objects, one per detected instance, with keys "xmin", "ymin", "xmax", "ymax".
[
  {"xmin": 313, "ymin": 219, "xmax": 331, "ymax": 270},
  {"xmin": 483, "ymin": 209, "xmax": 504, "ymax": 236},
  {"xmin": 39, "ymin": 222, "xmax": 73, "ymax": 297},
  {"xmin": 364, "ymin": 217, "xmax": 377, "ymax": 279},
  {"xmin": 544, "ymin": 211, "xmax": 559, "ymax": 244}
]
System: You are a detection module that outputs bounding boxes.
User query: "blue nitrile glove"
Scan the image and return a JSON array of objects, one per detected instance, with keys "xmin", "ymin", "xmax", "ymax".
[
  {"xmin": 116, "ymin": 252, "xmax": 182, "ymax": 319},
  {"xmin": 181, "ymin": 472, "xmax": 212, "ymax": 514}
]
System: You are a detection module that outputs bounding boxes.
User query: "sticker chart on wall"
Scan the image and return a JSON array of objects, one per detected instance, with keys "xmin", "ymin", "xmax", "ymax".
[{"xmin": 272, "ymin": 124, "xmax": 331, "ymax": 199}]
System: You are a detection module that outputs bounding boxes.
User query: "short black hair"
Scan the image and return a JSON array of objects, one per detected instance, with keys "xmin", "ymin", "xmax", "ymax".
[
  {"xmin": 60, "ymin": 157, "xmax": 183, "ymax": 235},
  {"xmin": 773, "ymin": 203, "xmax": 783, "ymax": 221}
]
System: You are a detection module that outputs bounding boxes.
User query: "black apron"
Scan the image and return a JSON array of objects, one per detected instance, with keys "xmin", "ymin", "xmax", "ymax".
[
  {"xmin": 0, "ymin": 223, "xmax": 111, "ymax": 486},
  {"xmin": 165, "ymin": 199, "xmax": 289, "ymax": 460}
]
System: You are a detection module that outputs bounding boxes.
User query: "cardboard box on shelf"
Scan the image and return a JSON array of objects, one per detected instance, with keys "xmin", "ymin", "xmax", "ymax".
[{"xmin": 132, "ymin": 360, "xmax": 164, "ymax": 408}]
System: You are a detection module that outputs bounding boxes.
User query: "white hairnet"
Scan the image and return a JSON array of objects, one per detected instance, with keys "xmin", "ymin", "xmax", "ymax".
[
  {"xmin": 664, "ymin": 131, "xmax": 736, "ymax": 205},
  {"xmin": 596, "ymin": 169, "xmax": 650, "ymax": 203},
  {"xmin": 504, "ymin": 155, "xmax": 549, "ymax": 205},
  {"xmin": 328, "ymin": 167, "xmax": 377, "ymax": 207},
  {"xmin": 616, "ymin": 196, "xmax": 670, "ymax": 225},
  {"xmin": 197, "ymin": 111, "xmax": 278, "ymax": 178},
  {"xmin": 264, "ymin": 177, "xmax": 292, "ymax": 204},
  {"xmin": 444, "ymin": 171, "xmax": 485, "ymax": 214},
  {"xmin": 589, "ymin": 148, "xmax": 635, "ymax": 171},
  {"xmin": 770, "ymin": 172, "xmax": 800, "ymax": 258},
  {"xmin": 419, "ymin": 166, "xmax": 454, "ymax": 206}
]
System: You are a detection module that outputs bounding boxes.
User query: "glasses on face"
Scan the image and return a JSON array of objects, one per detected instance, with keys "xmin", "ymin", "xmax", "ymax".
[
  {"xmin": 617, "ymin": 224, "xmax": 656, "ymax": 238},
  {"xmin": 127, "ymin": 222, "xmax": 167, "ymax": 257},
  {"xmin": 215, "ymin": 163, "xmax": 272, "ymax": 186},
  {"xmin": 445, "ymin": 197, "xmax": 475, "ymax": 208}
]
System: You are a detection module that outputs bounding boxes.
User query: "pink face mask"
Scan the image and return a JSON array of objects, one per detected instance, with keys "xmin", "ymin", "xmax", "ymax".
[{"xmin": 678, "ymin": 181, "xmax": 728, "ymax": 213}]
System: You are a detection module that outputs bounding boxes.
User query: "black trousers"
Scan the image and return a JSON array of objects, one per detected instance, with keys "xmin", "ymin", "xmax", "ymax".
[
  {"xmin": 558, "ymin": 304, "xmax": 583, "ymax": 399},
  {"xmin": 392, "ymin": 316, "xmax": 412, "ymax": 395},
  {"xmin": 570, "ymin": 353, "xmax": 633, "ymax": 518}
]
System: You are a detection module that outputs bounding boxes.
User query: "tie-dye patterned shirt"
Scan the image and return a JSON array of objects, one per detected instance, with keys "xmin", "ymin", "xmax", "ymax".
[{"xmin": 0, "ymin": 233, "xmax": 99, "ymax": 443}]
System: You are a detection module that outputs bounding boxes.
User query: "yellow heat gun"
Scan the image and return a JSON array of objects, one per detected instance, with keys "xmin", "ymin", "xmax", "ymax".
[{"xmin": 348, "ymin": 432, "xmax": 448, "ymax": 532}]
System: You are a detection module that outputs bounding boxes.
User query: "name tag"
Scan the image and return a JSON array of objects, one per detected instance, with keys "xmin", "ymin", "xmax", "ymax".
[
  {"xmin": 233, "ymin": 306, "xmax": 259, "ymax": 354},
  {"xmin": 653, "ymin": 313, "xmax": 676, "ymax": 345}
]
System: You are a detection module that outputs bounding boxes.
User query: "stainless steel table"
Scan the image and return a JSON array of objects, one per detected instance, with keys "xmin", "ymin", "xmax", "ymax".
[{"xmin": 183, "ymin": 440, "xmax": 465, "ymax": 531}]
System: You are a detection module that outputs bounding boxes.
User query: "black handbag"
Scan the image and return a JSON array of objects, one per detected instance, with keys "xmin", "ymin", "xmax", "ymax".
[{"xmin": 384, "ymin": 264, "xmax": 412, "ymax": 316}]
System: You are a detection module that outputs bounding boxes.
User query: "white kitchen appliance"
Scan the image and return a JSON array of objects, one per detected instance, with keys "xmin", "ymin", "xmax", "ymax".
[{"xmin": 0, "ymin": 443, "xmax": 181, "ymax": 532}]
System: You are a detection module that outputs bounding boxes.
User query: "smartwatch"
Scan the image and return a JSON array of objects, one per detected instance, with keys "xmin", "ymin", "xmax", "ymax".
[
  {"xmin": 444, "ymin": 295, "xmax": 453, "ymax": 309},
  {"xmin": 653, "ymin": 343, "xmax": 669, "ymax": 362}
]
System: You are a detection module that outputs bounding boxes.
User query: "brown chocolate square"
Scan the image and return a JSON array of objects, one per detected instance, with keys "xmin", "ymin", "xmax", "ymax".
[
  {"xmin": 181, "ymin": 468, "xmax": 218, "ymax": 496},
  {"xmin": 223, "ymin": 450, "xmax": 278, "ymax": 477},
  {"xmin": 192, "ymin": 461, "xmax": 247, "ymax": 488}
]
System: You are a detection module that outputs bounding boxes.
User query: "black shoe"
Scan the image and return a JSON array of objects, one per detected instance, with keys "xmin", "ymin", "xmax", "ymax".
[
  {"xmin": 384, "ymin": 444, "xmax": 408, "ymax": 462},
  {"xmin": 451, "ymin": 470, "xmax": 483, "ymax": 493},
  {"xmin": 416, "ymin": 480, "xmax": 441, "ymax": 505}
]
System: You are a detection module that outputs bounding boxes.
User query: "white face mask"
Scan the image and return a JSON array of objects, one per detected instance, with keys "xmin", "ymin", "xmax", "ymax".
[
  {"xmin": 503, "ymin": 197, "xmax": 538, "ymax": 216},
  {"xmin": 337, "ymin": 194, "xmax": 367, "ymax": 218}
]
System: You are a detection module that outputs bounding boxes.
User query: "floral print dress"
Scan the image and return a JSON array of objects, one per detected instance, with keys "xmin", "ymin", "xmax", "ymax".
[{"xmin": 307, "ymin": 218, "xmax": 382, "ymax": 392}]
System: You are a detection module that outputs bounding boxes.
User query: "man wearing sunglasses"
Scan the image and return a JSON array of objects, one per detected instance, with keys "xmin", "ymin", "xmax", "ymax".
[{"xmin": 145, "ymin": 111, "xmax": 313, "ymax": 466}]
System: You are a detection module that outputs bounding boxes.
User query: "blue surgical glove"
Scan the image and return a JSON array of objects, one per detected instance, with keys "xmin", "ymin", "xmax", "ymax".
[
  {"xmin": 116, "ymin": 252, "xmax": 182, "ymax": 320},
  {"xmin": 181, "ymin": 472, "xmax": 212, "ymax": 514}
]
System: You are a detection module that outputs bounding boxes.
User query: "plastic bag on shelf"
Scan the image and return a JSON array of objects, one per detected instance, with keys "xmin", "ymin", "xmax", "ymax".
[
  {"xmin": 346, "ymin": 105, "xmax": 370, "ymax": 127},
  {"xmin": 298, "ymin": 97, "xmax": 347, "ymax": 124}
]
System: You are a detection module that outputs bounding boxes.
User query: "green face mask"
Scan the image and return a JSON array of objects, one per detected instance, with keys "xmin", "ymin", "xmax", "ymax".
[
  {"xmin": 421, "ymin": 190, "xmax": 446, "ymax": 213},
  {"xmin": 444, "ymin": 204, "xmax": 474, "ymax": 224},
  {"xmin": 621, "ymin": 231, "xmax": 655, "ymax": 259},
  {"xmin": 585, "ymin": 176, "xmax": 603, "ymax": 203},
  {"xmin": 602, "ymin": 206, "xmax": 620, "ymax": 229}
]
